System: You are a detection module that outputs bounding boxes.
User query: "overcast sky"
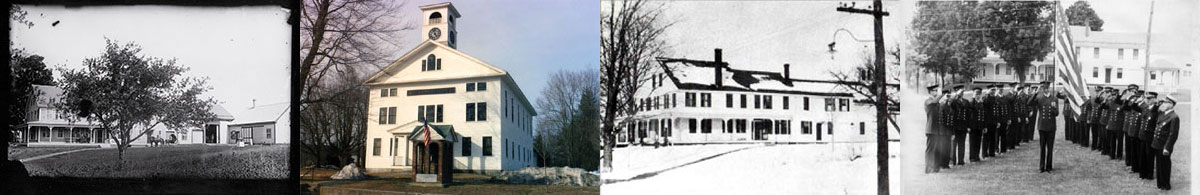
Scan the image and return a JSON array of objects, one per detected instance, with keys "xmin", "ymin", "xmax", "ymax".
[
  {"xmin": 646, "ymin": 1, "xmax": 904, "ymax": 80},
  {"xmin": 1063, "ymin": 0, "xmax": 1197, "ymax": 65},
  {"xmin": 10, "ymin": 5, "xmax": 291, "ymax": 120}
]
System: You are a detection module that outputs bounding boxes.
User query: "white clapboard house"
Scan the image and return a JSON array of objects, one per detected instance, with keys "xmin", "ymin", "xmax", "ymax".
[
  {"xmin": 617, "ymin": 49, "xmax": 890, "ymax": 146},
  {"xmin": 362, "ymin": 2, "xmax": 537, "ymax": 172},
  {"xmin": 15, "ymin": 85, "xmax": 235, "ymax": 147}
]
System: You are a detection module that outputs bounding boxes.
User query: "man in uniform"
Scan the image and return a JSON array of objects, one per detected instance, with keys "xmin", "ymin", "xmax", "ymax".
[
  {"xmin": 939, "ymin": 89, "xmax": 955, "ymax": 168},
  {"xmin": 1150, "ymin": 96, "xmax": 1179, "ymax": 190},
  {"xmin": 983, "ymin": 85, "xmax": 1000, "ymax": 157},
  {"xmin": 951, "ymin": 85, "xmax": 969, "ymax": 165},
  {"xmin": 1137, "ymin": 92, "xmax": 1160, "ymax": 179},
  {"xmin": 969, "ymin": 87, "xmax": 986, "ymax": 162},
  {"xmin": 925, "ymin": 85, "xmax": 944, "ymax": 173},
  {"xmin": 1087, "ymin": 87, "xmax": 1103, "ymax": 151},
  {"xmin": 1036, "ymin": 81, "xmax": 1059, "ymax": 172}
]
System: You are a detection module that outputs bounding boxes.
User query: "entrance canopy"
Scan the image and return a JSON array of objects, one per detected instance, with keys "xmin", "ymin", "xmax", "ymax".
[{"xmin": 407, "ymin": 125, "xmax": 460, "ymax": 143}]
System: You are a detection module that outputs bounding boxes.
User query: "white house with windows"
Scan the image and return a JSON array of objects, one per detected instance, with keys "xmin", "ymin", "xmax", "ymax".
[
  {"xmin": 362, "ymin": 2, "xmax": 536, "ymax": 173},
  {"xmin": 972, "ymin": 49, "xmax": 1055, "ymax": 84},
  {"xmin": 227, "ymin": 101, "xmax": 290, "ymax": 145},
  {"xmin": 14, "ymin": 85, "xmax": 235, "ymax": 147},
  {"xmin": 616, "ymin": 49, "xmax": 887, "ymax": 146}
]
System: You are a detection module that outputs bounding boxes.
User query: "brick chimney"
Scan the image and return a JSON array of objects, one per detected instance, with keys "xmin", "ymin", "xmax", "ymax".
[
  {"xmin": 714, "ymin": 49, "xmax": 723, "ymax": 87},
  {"xmin": 784, "ymin": 63, "xmax": 791, "ymax": 80}
]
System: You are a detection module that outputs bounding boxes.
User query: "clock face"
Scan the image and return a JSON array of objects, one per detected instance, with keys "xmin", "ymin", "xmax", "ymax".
[{"xmin": 428, "ymin": 28, "xmax": 442, "ymax": 40}]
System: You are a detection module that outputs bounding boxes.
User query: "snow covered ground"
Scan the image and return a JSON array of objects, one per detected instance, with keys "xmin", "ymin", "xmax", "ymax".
[{"xmin": 602, "ymin": 142, "xmax": 902, "ymax": 194}]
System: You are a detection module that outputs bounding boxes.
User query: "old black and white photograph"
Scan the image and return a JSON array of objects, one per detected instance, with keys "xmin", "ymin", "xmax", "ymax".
[
  {"xmin": 599, "ymin": 0, "xmax": 901, "ymax": 194},
  {"xmin": 900, "ymin": 0, "xmax": 1195, "ymax": 194},
  {"xmin": 4, "ymin": 2, "xmax": 293, "ymax": 194}
]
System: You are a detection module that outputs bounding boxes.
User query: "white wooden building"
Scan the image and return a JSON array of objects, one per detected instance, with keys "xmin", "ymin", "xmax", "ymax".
[
  {"xmin": 362, "ymin": 2, "xmax": 537, "ymax": 172},
  {"xmin": 617, "ymin": 49, "xmax": 888, "ymax": 146}
]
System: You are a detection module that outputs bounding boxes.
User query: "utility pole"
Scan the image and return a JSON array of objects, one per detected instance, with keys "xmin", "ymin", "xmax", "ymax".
[
  {"xmin": 1143, "ymin": 0, "xmax": 1154, "ymax": 89},
  {"xmin": 837, "ymin": 0, "xmax": 890, "ymax": 194}
]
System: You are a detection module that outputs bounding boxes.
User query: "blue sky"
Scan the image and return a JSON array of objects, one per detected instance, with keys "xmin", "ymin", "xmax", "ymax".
[{"xmin": 395, "ymin": 0, "xmax": 600, "ymax": 107}]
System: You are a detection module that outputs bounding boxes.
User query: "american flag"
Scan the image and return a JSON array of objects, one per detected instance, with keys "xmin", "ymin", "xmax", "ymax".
[
  {"xmin": 1053, "ymin": 2, "xmax": 1089, "ymax": 115},
  {"xmin": 422, "ymin": 119, "xmax": 431, "ymax": 147}
]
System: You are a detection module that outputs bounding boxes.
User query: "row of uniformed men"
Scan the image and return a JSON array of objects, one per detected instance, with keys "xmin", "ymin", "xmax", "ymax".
[
  {"xmin": 924, "ymin": 82, "xmax": 1061, "ymax": 173},
  {"xmin": 1064, "ymin": 84, "xmax": 1180, "ymax": 190}
]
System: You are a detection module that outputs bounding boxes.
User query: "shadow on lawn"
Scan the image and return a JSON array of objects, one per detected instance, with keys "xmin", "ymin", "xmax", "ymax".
[{"xmin": 602, "ymin": 145, "xmax": 762, "ymax": 184}]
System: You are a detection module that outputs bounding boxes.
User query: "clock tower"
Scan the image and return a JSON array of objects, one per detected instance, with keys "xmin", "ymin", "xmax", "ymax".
[{"xmin": 420, "ymin": 2, "xmax": 460, "ymax": 49}]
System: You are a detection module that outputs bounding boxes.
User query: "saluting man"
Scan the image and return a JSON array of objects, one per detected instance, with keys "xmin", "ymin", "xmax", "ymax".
[
  {"xmin": 925, "ymin": 85, "xmax": 943, "ymax": 173},
  {"xmin": 1036, "ymin": 81, "xmax": 1059, "ymax": 172},
  {"xmin": 951, "ymin": 85, "xmax": 969, "ymax": 165},
  {"xmin": 1138, "ymin": 92, "xmax": 1160, "ymax": 179},
  {"xmin": 1151, "ymin": 96, "xmax": 1179, "ymax": 190},
  {"xmin": 1124, "ymin": 90, "xmax": 1142, "ymax": 169}
]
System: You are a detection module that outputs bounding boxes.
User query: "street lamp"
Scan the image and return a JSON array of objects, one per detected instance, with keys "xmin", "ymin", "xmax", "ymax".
[{"xmin": 829, "ymin": 28, "xmax": 875, "ymax": 59}]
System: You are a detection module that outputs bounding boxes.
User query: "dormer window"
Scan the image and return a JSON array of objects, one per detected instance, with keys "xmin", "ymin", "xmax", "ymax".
[{"xmin": 429, "ymin": 12, "xmax": 443, "ymax": 24}]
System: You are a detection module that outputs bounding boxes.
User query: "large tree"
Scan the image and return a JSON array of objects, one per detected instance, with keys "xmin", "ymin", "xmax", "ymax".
[
  {"xmin": 1065, "ymin": 1, "xmax": 1104, "ymax": 31},
  {"xmin": 300, "ymin": 0, "xmax": 412, "ymax": 104},
  {"xmin": 556, "ymin": 89, "xmax": 601, "ymax": 171},
  {"xmin": 299, "ymin": 0, "xmax": 412, "ymax": 167},
  {"xmin": 533, "ymin": 69, "xmax": 598, "ymax": 167},
  {"xmin": 911, "ymin": 1, "xmax": 990, "ymax": 83},
  {"xmin": 599, "ymin": 0, "xmax": 670, "ymax": 171},
  {"xmin": 55, "ymin": 40, "xmax": 217, "ymax": 161},
  {"xmin": 9, "ymin": 49, "xmax": 54, "ymax": 141},
  {"xmin": 980, "ymin": 1, "xmax": 1055, "ymax": 84},
  {"xmin": 299, "ymin": 68, "xmax": 368, "ymax": 168}
]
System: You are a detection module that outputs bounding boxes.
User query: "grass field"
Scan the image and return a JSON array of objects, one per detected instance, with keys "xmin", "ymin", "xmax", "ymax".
[
  {"xmin": 8, "ymin": 147, "xmax": 85, "ymax": 161},
  {"xmin": 21, "ymin": 145, "xmax": 288, "ymax": 179}
]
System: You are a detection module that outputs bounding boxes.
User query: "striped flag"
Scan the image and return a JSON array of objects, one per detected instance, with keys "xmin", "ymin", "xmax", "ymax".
[{"xmin": 1053, "ymin": 3, "xmax": 1090, "ymax": 115}]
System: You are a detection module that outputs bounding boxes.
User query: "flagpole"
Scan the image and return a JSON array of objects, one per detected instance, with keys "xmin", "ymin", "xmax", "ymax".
[{"xmin": 1143, "ymin": 0, "xmax": 1155, "ymax": 90}]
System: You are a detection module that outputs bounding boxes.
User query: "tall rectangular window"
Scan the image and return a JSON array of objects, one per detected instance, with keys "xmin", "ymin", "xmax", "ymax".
[
  {"xmin": 482, "ymin": 137, "xmax": 493, "ymax": 156},
  {"xmin": 688, "ymin": 119, "xmax": 697, "ymax": 133},
  {"xmin": 860, "ymin": 122, "xmax": 866, "ymax": 135},
  {"xmin": 379, "ymin": 108, "xmax": 387, "ymax": 124},
  {"xmin": 466, "ymin": 103, "xmax": 476, "ymax": 121},
  {"xmin": 1133, "ymin": 49, "xmax": 1140, "ymax": 60},
  {"xmin": 700, "ymin": 93, "xmax": 711, "ymax": 107},
  {"xmin": 1093, "ymin": 67, "xmax": 1099, "ymax": 78},
  {"xmin": 754, "ymin": 95, "xmax": 761, "ymax": 109},
  {"xmin": 436, "ymin": 105, "xmax": 444, "ymax": 122},
  {"xmin": 1117, "ymin": 68, "xmax": 1123, "ymax": 79},
  {"xmin": 1093, "ymin": 47, "xmax": 1100, "ymax": 59},
  {"xmin": 418, "ymin": 105, "xmax": 426, "ymax": 122},
  {"xmin": 700, "ymin": 119, "xmax": 712, "ymax": 134},
  {"xmin": 825, "ymin": 98, "xmax": 835, "ymax": 111},
  {"xmin": 839, "ymin": 99, "xmax": 850, "ymax": 111},
  {"xmin": 1118, "ymin": 48, "xmax": 1125, "ymax": 60},
  {"xmin": 387, "ymin": 107, "xmax": 396, "ymax": 124},
  {"xmin": 763, "ymin": 95, "xmax": 773, "ymax": 109},
  {"xmin": 802, "ymin": 121, "xmax": 812, "ymax": 134},
  {"xmin": 803, "ymin": 97, "xmax": 810, "ymax": 110},
  {"xmin": 373, "ymin": 138, "xmax": 381, "ymax": 156},
  {"xmin": 685, "ymin": 92, "xmax": 696, "ymax": 107},
  {"xmin": 726, "ymin": 93, "xmax": 733, "ymax": 108}
]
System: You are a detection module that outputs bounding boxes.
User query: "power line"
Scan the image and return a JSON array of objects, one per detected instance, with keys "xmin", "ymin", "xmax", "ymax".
[{"xmin": 914, "ymin": 24, "xmax": 1052, "ymax": 34}]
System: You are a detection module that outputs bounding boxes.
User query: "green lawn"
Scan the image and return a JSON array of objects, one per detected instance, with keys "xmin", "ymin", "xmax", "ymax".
[{"xmin": 22, "ymin": 145, "xmax": 288, "ymax": 179}]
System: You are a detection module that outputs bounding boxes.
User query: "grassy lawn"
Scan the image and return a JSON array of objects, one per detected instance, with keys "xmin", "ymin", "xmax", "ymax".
[
  {"xmin": 302, "ymin": 169, "xmax": 599, "ymax": 195},
  {"xmin": 22, "ymin": 145, "xmax": 288, "ymax": 179},
  {"xmin": 904, "ymin": 103, "xmax": 1191, "ymax": 195},
  {"xmin": 8, "ymin": 147, "xmax": 87, "ymax": 161}
]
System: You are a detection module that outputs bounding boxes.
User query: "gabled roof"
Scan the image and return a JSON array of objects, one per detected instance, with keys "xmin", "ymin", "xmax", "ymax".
[
  {"xmin": 408, "ymin": 124, "xmax": 460, "ymax": 142},
  {"xmin": 363, "ymin": 40, "xmax": 507, "ymax": 86},
  {"xmin": 1069, "ymin": 26, "xmax": 1146, "ymax": 47},
  {"xmin": 211, "ymin": 104, "xmax": 235, "ymax": 121},
  {"xmin": 229, "ymin": 101, "xmax": 289, "ymax": 126},
  {"xmin": 419, "ymin": 2, "xmax": 461, "ymax": 18},
  {"xmin": 656, "ymin": 58, "xmax": 855, "ymax": 97}
]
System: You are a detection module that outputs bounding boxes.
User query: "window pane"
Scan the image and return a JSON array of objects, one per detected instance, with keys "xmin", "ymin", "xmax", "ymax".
[
  {"xmin": 379, "ymin": 108, "xmax": 386, "ymax": 124},
  {"xmin": 478, "ymin": 82, "xmax": 487, "ymax": 91},
  {"xmin": 483, "ymin": 137, "xmax": 493, "ymax": 156},
  {"xmin": 437, "ymin": 105, "xmax": 444, "ymax": 122},
  {"xmin": 388, "ymin": 107, "xmax": 396, "ymax": 124},
  {"xmin": 380, "ymin": 89, "xmax": 388, "ymax": 97},
  {"xmin": 418, "ymin": 106, "xmax": 426, "ymax": 122},
  {"xmin": 466, "ymin": 103, "xmax": 476, "ymax": 121},
  {"xmin": 373, "ymin": 138, "xmax": 381, "ymax": 156},
  {"xmin": 467, "ymin": 83, "xmax": 476, "ymax": 91}
]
